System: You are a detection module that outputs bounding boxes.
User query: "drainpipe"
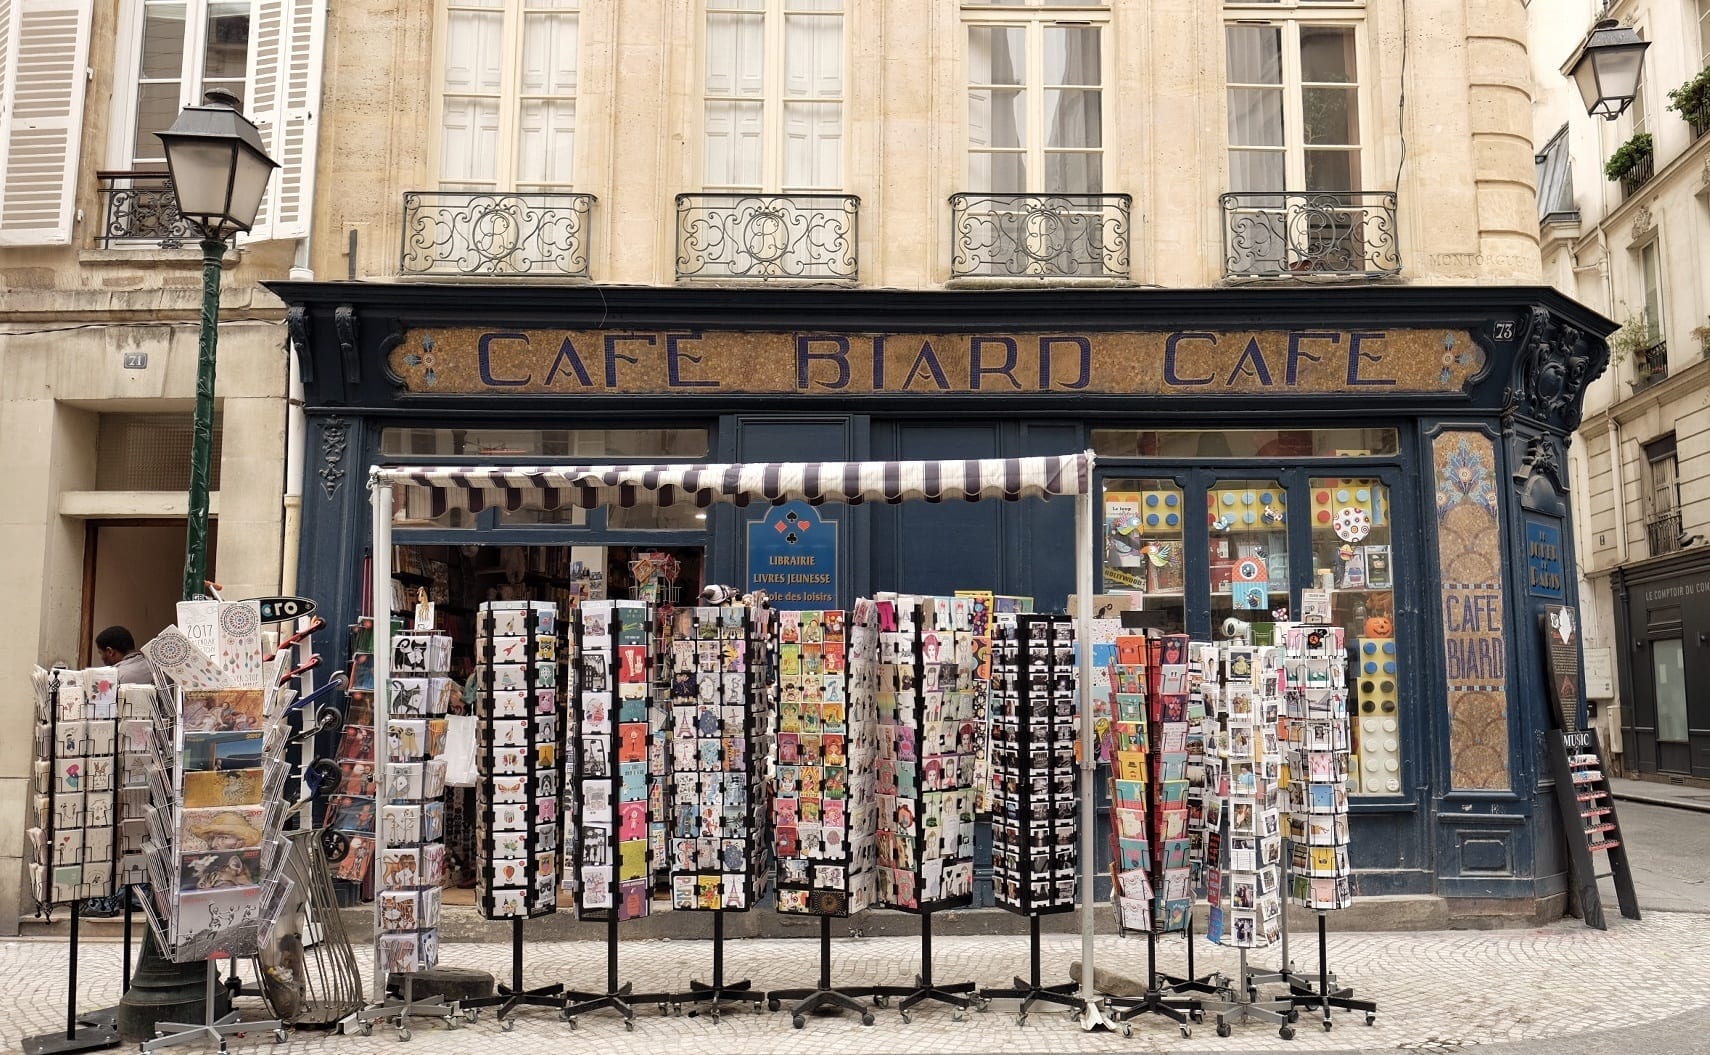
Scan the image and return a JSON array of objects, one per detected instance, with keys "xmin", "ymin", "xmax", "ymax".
[{"xmin": 282, "ymin": 244, "xmax": 311, "ymax": 596}]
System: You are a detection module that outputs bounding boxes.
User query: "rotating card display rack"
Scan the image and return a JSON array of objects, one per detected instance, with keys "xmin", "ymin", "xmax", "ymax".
[
  {"xmin": 870, "ymin": 595, "xmax": 981, "ymax": 1021},
  {"xmin": 766, "ymin": 603, "xmax": 882, "ymax": 1027},
  {"xmin": 564, "ymin": 599, "xmax": 655, "ymax": 1029},
  {"xmin": 1280, "ymin": 625, "xmax": 1375, "ymax": 1032},
  {"xmin": 984, "ymin": 614, "xmax": 1084, "ymax": 1021},
  {"xmin": 641, "ymin": 601, "xmax": 773, "ymax": 1018},
  {"xmin": 323, "ymin": 617, "xmax": 379, "ymax": 891},
  {"xmin": 463, "ymin": 601, "xmax": 568, "ymax": 1029},
  {"xmin": 352, "ymin": 630, "xmax": 455, "ymax": 1040}
]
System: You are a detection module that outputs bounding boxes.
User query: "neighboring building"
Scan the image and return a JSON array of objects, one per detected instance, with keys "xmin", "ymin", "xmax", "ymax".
[
  {"xmin": 3, "ymin": 0, "xmax": 1617, "ymax": 930},
  {"xmin": 1530, "ymin": 0, "xmax": 1710, "ymax": 784}
]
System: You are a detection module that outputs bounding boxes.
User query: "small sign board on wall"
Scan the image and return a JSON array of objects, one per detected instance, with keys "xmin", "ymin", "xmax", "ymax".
[
  {"xmin": 1583, "ymin": 647, "xmax": 1614, "ymax": 699},
  {"xmin": 746, "ymin": 504, "xmax": 839, "ymax": 610},
  {"xmin": 1542, "ymin": 603, "xmax": 1582, "ymax": 731}
]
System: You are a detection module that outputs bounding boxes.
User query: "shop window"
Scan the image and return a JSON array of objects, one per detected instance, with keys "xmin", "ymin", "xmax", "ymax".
[
  {"xmin": 380, "ymin": 427, "xmax": 708, "ymax": 459},
  {"xmin": 1103, "ymin": 479, "xmax": 1186, "ymax": 632},
  {"xmin": 965, "ymin": 6, "xmax": 1106, "ymax": 194},
  {"xmin": 1207, "ymin": 478, "xmax": 1291, "ymax": 632},
  {"xmin": 96, "ymin": 412, "xmax": 223, "ymax": 491},
  {"xmin": 1092, "ymin": 428, "xmax": 1396, "ymax": 459},
  {"xmin": 703, "ymin": 0, "xmax": 844, "ymax": 192},
  {"xmin": 439, "ymin": 0, "xmax": 579, "ymax": 193},
  {"xmin": 1224, "ymin": 4, "xmax": 1365, "ymax": 195},
  {"xmin": 1309, "ymin": 476, "xmax": 1398, "ymax": 796},
  {"xmin": 1655, "ymin": 638, "xmax": 1689, "ymax": 742}
]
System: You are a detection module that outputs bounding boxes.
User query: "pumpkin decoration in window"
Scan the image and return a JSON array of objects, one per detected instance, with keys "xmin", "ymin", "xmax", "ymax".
[{"xmin": 1364, "ymin": 616, "xmax": 1393, "ymax": 637}]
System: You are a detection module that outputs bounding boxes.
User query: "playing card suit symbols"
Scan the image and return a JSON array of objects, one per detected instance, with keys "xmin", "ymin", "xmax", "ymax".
[{"xmin": 775, "ymin": 507, "xmax": 812, "ymax": 545}]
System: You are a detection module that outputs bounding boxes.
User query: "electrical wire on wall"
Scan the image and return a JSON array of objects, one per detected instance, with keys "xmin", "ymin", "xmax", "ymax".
[{"xmin": 1393, "ymin": 0, "xmax": 1409, "ymax": 193}]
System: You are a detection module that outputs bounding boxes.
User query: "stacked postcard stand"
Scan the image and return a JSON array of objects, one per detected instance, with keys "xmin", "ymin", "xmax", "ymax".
[
  {"xmin": 651, "ymin": 600, "xmax": 773, "ymax": 1017},
  {"xmin": 461, "ymin": 602, "xmax": 565, "ymax": 1028},
  {"xmin": 871, "ymin": 594, "xmax": 981, "ymax": 1020},
  {"xmin": 1279, "ymin": 625, "xmax": 1374, "ymax": 1031},
  {"xmin": 564, "ymin": 599, "xmax": 655, "ymax": 1028},
  {"xmin": 324, "ymin": 617, "xmax": 379, "ymax": 891},
  {"xmin": 131, "ymin": 604, "xmax": 292, "ymax": 1051},
  {"xmin": 984, "ymin": 614, "xmax": 1082, "ymax": 1021},
  {"xmin": 767, "ymin": 603, "xmax": 881, "ymax": 1028}
]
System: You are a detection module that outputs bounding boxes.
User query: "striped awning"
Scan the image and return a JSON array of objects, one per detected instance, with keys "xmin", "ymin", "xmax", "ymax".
[{"xmin": 372, "ymin": 452, "xmax": 1091, "ymax": 518}]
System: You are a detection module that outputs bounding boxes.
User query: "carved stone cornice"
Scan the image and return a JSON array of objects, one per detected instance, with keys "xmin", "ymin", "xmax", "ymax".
[{"xmin": 1505, "ymin": 307, "xmax": 1607, "ymax": 434}]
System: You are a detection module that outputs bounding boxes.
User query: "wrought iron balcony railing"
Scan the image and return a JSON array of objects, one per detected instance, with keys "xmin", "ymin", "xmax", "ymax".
[
  {"xmin": 948, "ymin": 193, "xmax": 1130, "ymax": 280},
  {"xmin": 1647, "ymin": 507, "xmax": 1683, "ymax": 557},
  {"xmin": 675, "ymin": 193, "xmax": 859, "ymax": 282},
  {"xmin": 400, "ymin": 191, "xmax": 595, "ymax": 278},
  {"xmin": 1619, "ymin": 155, "xmax": 1655, "ymax": 199},
  {"xmin": 96, "ymin": 170, "xmax": 194, "ymax": 249},
  {"xmin": 1690, "ymin": 112, "xmax": 1709, "ymax": 142},
  {"xmin": 1221, "ymin": 191, "xmax": 1400, "ymax": 279},
  {"xmin": 1631, "ymin": 339, "xmax": 1669, "ymax": 391}
]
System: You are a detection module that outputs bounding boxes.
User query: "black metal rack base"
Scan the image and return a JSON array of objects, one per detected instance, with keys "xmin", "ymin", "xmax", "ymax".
[
  {"xmin": 461, "ymin": 919, "xmax": 574, "ymax": 1031},
  {"xmin": 1104, "ymin": 927, "xmax": 1202, "ymax": 1038},
  {"xmin": 23, "ymin": 903, "xmax": 122, "ymax": 1055},
  {"xmin": 1158, "ymin": 915, "xmax": 1223, "ymax": 995},
  {"xmin": 978, "ymin": 914, "xmax": 1084, "ymax": 1024},
  {"xmin": 868, "ymin": 913, "xmax": 981, "ymax": 1022},
  {"xmin": 558, "ymin": 914, "xmax": 635, "ymax": 1030},
  {"xmin": 1283, "ymin": 914, "xmax": 1376, "ymax": 1033},
  {"xmin": 765, "ymin": 916, "xmax": 877, "ymax": 1029},
  {"xmin": 634, "ymin": 912, "xmax": 761, "ymax": 1020}
]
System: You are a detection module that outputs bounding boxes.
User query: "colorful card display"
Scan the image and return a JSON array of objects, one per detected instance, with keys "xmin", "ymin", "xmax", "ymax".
[
  {"xmin": 1281, "ymin": 625, "xmax": 1355, "ymax": 911},
  {"xmin": 375, "ymin": 630, "xmax": 452, "ymax": 974},
  {"xmin": 1205, "ymin": 642, "xmax": 1287, "ymax": 949}
]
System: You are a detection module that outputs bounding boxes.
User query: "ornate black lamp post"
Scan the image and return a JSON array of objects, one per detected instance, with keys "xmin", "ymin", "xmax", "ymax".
[{"xmin": 1567, "ymin": 18, "xmax": 1651, "ymax": 120}]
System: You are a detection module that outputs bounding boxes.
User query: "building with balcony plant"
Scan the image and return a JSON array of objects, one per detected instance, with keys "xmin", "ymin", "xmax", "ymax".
[
  {"xmin": 1530, "ymin": 0, "xmax": 1710, "ymax": 787},
  {"xmin": 0, "ymin": 0, "xmax": 1623, "ymax": 930}
]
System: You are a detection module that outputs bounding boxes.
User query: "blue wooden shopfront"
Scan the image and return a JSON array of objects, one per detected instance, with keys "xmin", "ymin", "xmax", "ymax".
[{"xmin": 274, "ymin": 282, "xmax": 1613, "ymax": 918}]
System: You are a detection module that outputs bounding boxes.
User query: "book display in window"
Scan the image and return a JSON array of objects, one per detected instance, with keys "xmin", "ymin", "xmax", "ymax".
[
  {"xmin": 664, "ymin": 602, "xmax": 771, "ymax": 912},
  {"xmin": 1280, "ymin": 625, "xmax": 1353, "ymax": 911},
  {"xmin": 473, "ymin": 603, "xmax": 561, "ymax": 918},
  {"xmin": 378, "ymin": 631, "xmax": 453, "ymax": 973},
  {"xmin": 569, "ymin": 600, "xmax": 655, "ymax": 921},
  {"xmin": 773, "ymin": 604, "xmax": 878, "ymax": 917},
  {"xmin": 990, "ymin": 614, "xmax": 1078, "ymax": 915}
]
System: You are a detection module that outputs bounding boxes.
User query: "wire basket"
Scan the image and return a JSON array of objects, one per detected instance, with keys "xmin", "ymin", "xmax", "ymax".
[{"xmin": 255, "ymin": 827, "xmax": 365, "ymax": 1028}]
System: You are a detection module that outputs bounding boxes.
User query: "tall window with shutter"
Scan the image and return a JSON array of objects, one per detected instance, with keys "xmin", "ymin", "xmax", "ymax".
[{"xmin": 0, "ymin": 0, "xmax": 94, "ymax": 245}]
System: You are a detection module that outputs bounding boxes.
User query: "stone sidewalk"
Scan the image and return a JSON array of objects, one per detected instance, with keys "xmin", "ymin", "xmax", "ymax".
[{"xmin": 6, "ymin": 911, "xmax": 1709, "ymax": 1054}]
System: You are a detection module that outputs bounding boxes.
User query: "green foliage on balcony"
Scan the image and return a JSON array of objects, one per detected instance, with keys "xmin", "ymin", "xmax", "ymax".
[{"xmin": 1604, "ymin": 133, "xmax": 1653, "ymax": 181}]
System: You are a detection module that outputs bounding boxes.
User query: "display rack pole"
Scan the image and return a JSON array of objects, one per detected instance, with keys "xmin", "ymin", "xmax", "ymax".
[
  {"xmin": 869, "ymin": 912, "xmax": 977, "ymax": 1020},
  {"xmin": 765, "ymin": 915, "xmax": 876, "ymax": 1028},
  {"xmin": 1283, "ymin": 912, "xmax": 1375, "ymax": 1031},
  {"xmin": 140, "ymin": 959, "xmax": 284, "ymax": 1052},
  {"xmin": 462, "ymin": 918, "xmax": 566, "ymax": 1030},
  {"xmin": 1071, "ymin": 486, "xmax": 1113, "ymax": 1032},
  {"xmin": 1104, "ymin": 925, "xmax": 1200, "ymax": 1038},
  {"xmin": 561, "ymin": 912, "xmax": 635, "ymax": 1028},
  {"xmin": 23, "ymin": 902, "xmax": 122, "ymax": 1055},
  {"xmin": 634, "ymin": 911, "xmax": 759, "ymax": 1020},
  {"xmin": 977, "ymin": 913, "xmax": 1084, "ymax": 1024}
]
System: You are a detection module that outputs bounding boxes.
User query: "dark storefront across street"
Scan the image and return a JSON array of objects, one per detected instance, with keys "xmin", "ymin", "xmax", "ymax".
[
  {"xmin": 1614, "ymin": 549, "xmax": 1710, "ymax": 781},
  {"xmin": 274, "ymin": 282, "xmax": 1613, "ymax": 918}
]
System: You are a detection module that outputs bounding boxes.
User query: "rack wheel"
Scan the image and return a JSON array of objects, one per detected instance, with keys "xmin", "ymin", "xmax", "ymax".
[
  {"xmin": 566, "ymin": 1017, "xmax": 578, "ymax": 1030},
  {"xmin": 974, "ymin": 996, "xmax": 989, "ymax": 1012},
  {"xmin": 792, "ymin": 1015, "xmax": 806, "ymax": 1030},
  {"xmin": 1180, "ymin": 1025, "xmax": 1192, "ymax": 1039},
  {"xmin": 1191, "ymin": 1010, "xmax": 1205, "ymax": 1023},
  {"xmin": 358, "ymin": 1022, "xmax": 373, "ymax": 1037},
  {"xmin": 951, "ymin": 1010, "xmax": 966, "ymax": 1023},
  {"xmin": 860, "ymin": 1012, "xmax": 875, "ymax": 1027},
  {"xmin": 767, "ymin": 998, "xmax": 780, "ymax": 1012},
  {"xmin": 710, "ymin": 1007, "xmax": 721, "ymax": 1023},
  {"xmin": 1279, "ymin": 1025, "xmax": 1295, "ymax": 1040},
  {"xmin": 1122, "ymin": 1024, "xmax": 1133, "ymax": 1038},
  {"xmin": 273, "ymin": 1028, "xmax": 288, "ymax": 1044},
  {"xmin": 1287, "ymin": 1009, "xmax": 1299, "ymax": 1023},
  {"xmin": 1015, "ymin": 1013, "xmax": 1027, "ymax": 1027},
  {"xmin": 396, "ymin": 1026, "xmax": 412, "ymax": 1042},
  {"xmin": 1216, "ymin": 1022, "xmax": 1232, "ymax": 1038},
  {"xmin": 874, "ymin": 995, "xmax": 890, "ymax": 1008},
  {"xmin": 500, "ymin": 1017, "xmax": 515, "ymax": 1032},
  {"xmin": 466, "ymin": 1009, "xmax": 480, "ymax": 1023},
  {"xmin": 624, "ymin": 1019, "xmax": 635, "ymax": 1032},
  {"xmin": 1322, "ymin": 1019, "xmax": 1333, "ymax": 1032},
  {"xmin": 1366, "ymin": 1013, "xmax": 1377, "ymax": 1026},
  {"xmin": 899, "ymin": 1009, "xmax": 912, "ymax": 1024}
]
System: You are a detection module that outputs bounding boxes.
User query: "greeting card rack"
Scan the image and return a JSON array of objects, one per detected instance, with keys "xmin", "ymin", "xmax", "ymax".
[
  {"xmin": 869, "ymin": 596, "xmax": 981, "ymax": 1021},
  {"xmin": 562, "ymin": 600, "xmax": 655, "ymax": 1030},
  {"xmin": 322, "ymin": 616, "xmax": 379, "ymax": 893},
  {"xmin": 641, "ymin": 602, "xmax": 772, "ymax": 1018},
  {"xmin": 767, "ymin": 605, "xmax": 881, "ymax": 1028},
  {"xmin": 24, "ymin": 666, "xmax": 123, "ymax": 1055},
  {"xmin": 984, "ymin": 615, "xmax": 1083, "ymax": 1022},
  {"xmin": 464, "ymin": 602, "xmax": 568, "ymax": 1030}
]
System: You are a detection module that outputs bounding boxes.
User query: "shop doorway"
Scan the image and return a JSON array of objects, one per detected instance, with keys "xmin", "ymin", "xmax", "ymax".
[{"xmin": 81, "ymin": 520, "xmax": 208, "ymax": 665}]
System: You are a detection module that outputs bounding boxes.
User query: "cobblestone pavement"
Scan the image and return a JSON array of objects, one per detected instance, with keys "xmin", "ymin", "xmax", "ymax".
[{"xmin": 6, "ymin": 912, "xmax": 1708, "ymax": 1054}]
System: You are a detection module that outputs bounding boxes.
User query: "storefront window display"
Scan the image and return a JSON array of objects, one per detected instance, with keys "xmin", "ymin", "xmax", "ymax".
[
  {"xmin": 1206, "ymin": 478, "xmax": 1291, "ymax": 632},
  {"xmin": 1101, "ymin": 479, "xmax": 1186, "ymax": 632}
]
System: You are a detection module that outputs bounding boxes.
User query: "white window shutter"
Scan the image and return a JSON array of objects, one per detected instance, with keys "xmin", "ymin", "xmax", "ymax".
[
  {"xmin": 241, "ymin": 0, "xmax": 323, "ymax": 244},
  {"xmin": 0, "ymin": 0, "xmax": 92, "ymax": 246}
]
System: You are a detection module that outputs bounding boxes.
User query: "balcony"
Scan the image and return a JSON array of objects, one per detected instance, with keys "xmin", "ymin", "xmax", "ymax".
[
  {"xmin": 1691, "ymin": 113, "xmax": 1709, "ymax": 142},
  {"xmin": 675, "ymin": 194, "xmax": 859, "ymax": 282},
  {"xmin": 96, "ymin": 170, "xmax": 194, "ymax": 248},
  {"xmin": 1647, "ymin": 507, "xmax": 1683, "ymax": 558},
  {"xmin": 1220, "ymin": 191, "xmax": 1400, "ymax": 279},
  {"xmin": 948, "ymin": 193, "xmax": 1130, "ymax": 281},
  {"xmin": 400, "ymin": 191, "xmax": 594, "ymax": 278},
  {"xmin": 1630, "ymin": 339, "xmax": 1669, "ymax": 392},
  {"xmin": 1619, "ymin": 154, "xmax": 1655, "ymax": 199}
]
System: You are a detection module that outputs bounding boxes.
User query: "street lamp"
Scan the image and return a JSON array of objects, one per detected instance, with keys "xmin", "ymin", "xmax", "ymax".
[
  {"xmin": 156, "ymin": 88, "xmax": 278, "ymax": 601},
  {"xmin": 1567, "ymin": 18, "xmax": 1651, "ymax": 120}
]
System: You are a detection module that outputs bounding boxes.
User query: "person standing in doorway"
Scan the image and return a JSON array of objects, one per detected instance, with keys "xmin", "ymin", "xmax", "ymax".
[{"xmin": 96, "ymin": 626, "xmax": 153, "ymax": 684}]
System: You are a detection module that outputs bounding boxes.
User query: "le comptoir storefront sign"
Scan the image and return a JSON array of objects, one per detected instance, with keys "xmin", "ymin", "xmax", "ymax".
[{"xmin": 389, "ymin": 326, "xmax": 1485, "ymax": 396}]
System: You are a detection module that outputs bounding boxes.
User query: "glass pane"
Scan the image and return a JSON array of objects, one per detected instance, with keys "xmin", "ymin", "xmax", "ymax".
[
  {"xmin": 785, "ymin": 13, "xmax": 843, "ymax": 98},
  {"xmin": 1304, "ymin": 148, "xmax": 1358, "ymax": 192},
  {"xmin": 1229, "ymin": 148, "xmax": 1285, "ymax": 193},
  {"xmin": 1227, "ymin": 87, "xmax": 1284, "ymax": 146},
  {"xmin": 607, "ymin": 503, "xmax": 710, "ymax": 530},
  {"xmin": 704, "ymin": 100, "xmax": 763, "ymax": 187},
  {"xmin": 1655, "ymin": 638, "xmax": 1689, "ymax": 742},
  {"xmin": 1299, "ymin": 26, "xmax": 1356, "ymax": 84},
  {"xmin": 440, "ymin": 97, "xmax": 501, "ymax": 183},
  {"xmin": 1092, "ymin": 429, "xmax": 1399, "ymax": 458},
  {"xmin": 783, "ymin": 100, "xmax": 843, "ymax": 190},
  {"xmin": 380, "ymin": 428, "xmax": 710, "ymax": 458},
  {"xmin": 445, "ymin": 10, "xmax": 504, "ymax": 93},
  {"xmin": 499, "ymin": 505, "xmax": 590, "ymax": 526},
  {"xmin": 969, "ymin": 150, "xmax": 1027, "ymax": 193},
  {"xmin": 1103, "ymin": 479, "xmax": 1186, "ymax": 633},
  {"xmin": 203, "ymin": 0, "xmax": 249, "ymax": 80},
  {"xmin": 1044, "ymin": 26, "xmax": 1100, "ymax": 86},
  {"xmin": 141, "ymin": 2, "xmax": 187, "ymax": 79},
  {"xmin": 969, "ymin": 88, "xmax": 1025, "ymax": 148},
  {"xmin": 969, "ymin": 26, "xmax": 1025, "ymax": 85},
  {"xmin": 1045, "ymin": 89, "xmax": 1100, "ymax": 148},
  {"xmin": 1207, "ymin": 480, "xmax": 1290, "ymax": 640},
  {"xmin": 522, "ymin": 11, "xmax": 579, "ymax": 94},
  {"xmin": 1045, "ymin": 151, "xmax": 1101, "ymax": 194},
  {"xmin": 516, "ymin": 99, "xmax": 575, "ymax": 185},
  {"xmin": 132, "ymin": 82, "xmax": 184, "ymax": 166},
  {"xmin": 1303, "ymin": 86, "xmax": 1358, "ymax": 145},
  {"xmin": 391, "ymin": 484, "xmax": 477, "ymax": 529},
  {"xmin": 1309, "ymin": 477, "xmax": 1397, "ymax": 796},
  {"xmin": 1226, "ymin": 25, "xmax": 1282, "ymax": 84},
  {"xmin": 786, "ymin": 0, "xmax": 842, "ymax": 9},
  {"xmin": 706, "ymin": 12, "xmax": 764, "ymax": 96}
]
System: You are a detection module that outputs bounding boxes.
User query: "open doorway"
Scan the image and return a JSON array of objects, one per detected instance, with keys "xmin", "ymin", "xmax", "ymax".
[{"xmin": 81, "ymin": 521, "xmax": 210, "ymax": 666}]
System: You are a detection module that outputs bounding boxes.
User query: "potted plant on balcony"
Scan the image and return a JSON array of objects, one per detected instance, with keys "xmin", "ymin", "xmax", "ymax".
[
  {"xmin": 1610, "ymin": 311, "xmax": 1662, "ymax": 389},
  {"xmin": 1668, "ymin": 66, "xmax": 1710, "ymax": 139},
  {"xmin": 1691, "ymin": 322, "xmax": 1710, "ymax": 359},
  {"xmin": 1604, "ymin": 132, "xmax": 1654, "ymax": 192}
]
